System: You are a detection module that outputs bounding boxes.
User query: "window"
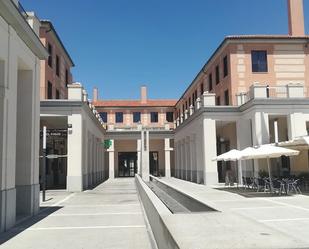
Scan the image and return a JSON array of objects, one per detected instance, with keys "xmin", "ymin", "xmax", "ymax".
[
  {"xmin": 215, "ymin": 65, "xmax": 220, "ymax": 84},
  {"xmin": 200, "ymin": 83, "xmax": 204, "ymax": 95},
  {"xmin": 166, "ymin": 112, "xmax": 174, "ymax": 122},
  {"xmin": 56, "ymin": 55, "xmax": 60, "ymax": 76},
  {"xmin": 133, "ymin": 112, "xmax": 141, "ymax": 123},
  {"xmin": 194, "ymin": 90, "xmax": 197, "ymax": 100},
  {"xmin": 47, "ymin": 81, "xmax": 53, "ymax": 99},
  {"xmin": 251, "ymin": 50, "xmax": 268, "ymax": 72},
  {"xmin": 216, "ymin": 96, "xmax": 221, "ymax": 106},
  {"xmin": 65, "ymin": 69, "xmax": 69, "ymax": 86},
  {"xmin": 99, "ymin": 112, "xmax": 107, "ymax": 123},
  {"xmin": 115, "ymin": 112, "xmax": 123, "ymax": 123},
  {"xmin": 47, "ymin": 43, "xmax": 52, "ymax": 68},
  {"xmin": 182, "ymin": 104, "xmax": 185, "ymax": 114},
  {"xmin": 209, "ymin": 73, "xmax": 213, "ymax": 91},
  {"xmin": 189, "ymin": 97, "xmax": 191, "ymax": 107},
  {"xmin": 56, "ymin": 89, "xmax": 60, "ymax": 99},
  {"xmin": 223, "ymin": 56, "xmax": 228, "ymax": 77},
  {"xmin": 185, "ymin": 101, "xmax": 188, "ymax": 110},
  {"xmin": 224, "ymin": 90, "xmax": 229, "ymax": 105},
  {"xmin": 150, "ymin": 112, "xmax": 158, "ymax": 123}
]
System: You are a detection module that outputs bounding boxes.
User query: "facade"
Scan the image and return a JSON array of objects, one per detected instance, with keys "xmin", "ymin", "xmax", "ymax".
[
  {"xmin": 173, "ymin": 0, "xmax": 309, "ymax": 185},
  {"xmin": 0, "ymin": 0, "xmax": 48, "ymax": 232},
  {"xmin": 93, "ymin": 86, "xmax": 176, "ymax": 179},
  {"xmin": 93, "ymin": 0, "xmax": 309, "ymax": 187},
  {"xmin": 38, "ymin": 19, "xmax": 74, "ymax": 100},
  {"xmin": 40, "ymin": 83, "xmax": 108, "ymax": 192}
]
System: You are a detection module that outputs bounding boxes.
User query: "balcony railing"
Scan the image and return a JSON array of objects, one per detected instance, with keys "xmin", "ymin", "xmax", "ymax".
[{"xmin": 236, "ymin": 83, "xmax": 305, "ymax": 106}]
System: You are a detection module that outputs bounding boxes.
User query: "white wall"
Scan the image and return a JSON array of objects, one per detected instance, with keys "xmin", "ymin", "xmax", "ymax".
[{"xmin": 0, "ymin": 14, "xmax": 41, "ymax": 232}]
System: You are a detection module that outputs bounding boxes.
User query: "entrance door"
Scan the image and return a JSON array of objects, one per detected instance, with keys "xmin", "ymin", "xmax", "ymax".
[
  {"xmin": 118, "ymin": 152, "xmax": 137, "ymax": 177},
  {"xmin": 150, "ymin": 151, "xmax": 159, "ymax": 176}
]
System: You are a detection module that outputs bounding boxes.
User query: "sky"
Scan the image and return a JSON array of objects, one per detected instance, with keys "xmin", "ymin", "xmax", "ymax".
[{"xmin": 22, "ymin": 0, "xmax": 309, "ymax": 100}]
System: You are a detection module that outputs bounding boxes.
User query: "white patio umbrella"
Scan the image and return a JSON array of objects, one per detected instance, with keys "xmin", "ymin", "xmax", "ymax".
[
  {"xmin": 212, "ymin": 149, "xmax": 243, "ymax": 162},
  {"xmin": 240, "ymin": 145, "xmax": 299, "ymax": 191},
  {"xmin": 278, "ymin": 136, "xmax": 309, "ymax": 150},
  {"xmin": 212, "ymin": 149, "xmax": 244, "ymax": 185}
]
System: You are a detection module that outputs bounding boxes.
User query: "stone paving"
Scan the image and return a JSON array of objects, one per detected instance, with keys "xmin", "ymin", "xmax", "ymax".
[
  {"xmin": 0, "ymin": 178, "xmax": 155, "ymax": 249},
  {"xmin": 157, "ymin": 177, "xmax": 309, "ymax": 249}
]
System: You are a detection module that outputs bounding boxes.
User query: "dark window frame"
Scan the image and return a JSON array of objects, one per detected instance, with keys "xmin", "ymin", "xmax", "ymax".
[
  {"xmin": 251, "ymin": 50, "xmax": 268, "ymax": 73},
  {"xmin": 56, "ymin": 55, "xmax": 60, "ymax": 77},
  {"xmin": 47, "ymin": 81, "xmax": 53, "ymax": 99},
  {"xmin": 209, "ymin": 73, "xmax": 213, "ymax": 91},
  {"xmin": 224, "ymin": 90, "xmax": 229, "ymax": 105},
  {"xmin": 216, "ymin": 96, "xmax": 221, "ymax": 106},
  {"xmin": 166, "ymin": 112, "xmax": 174, "ymax": 122},
  {"xmin": 133, "ymin": 112, "xmax": 141, "ymax": 123},
  {"xmin": 200, "ymin": 83, "xmax": 204, "ymax": 95},
  {"xmin": 99, "ymin": 112, "xmax": 108, "ymax": 123},
  {"xmin": 223, "ymin": 55, "xmax": 228, "ymax": 77},
  {"xmin": 215, "ymin": 65, "xmax": 220, "ymax": 85},
  {"xmin": 115, "ymin": 112, "xmax": 123, "ymax": 123},
  {"xmin": 47, "ymin": 43, "xmax": 53, "ymax": 68},
  {"xmin": 150, "ymin": 112, "xmax": 158, "ymax": 123}
]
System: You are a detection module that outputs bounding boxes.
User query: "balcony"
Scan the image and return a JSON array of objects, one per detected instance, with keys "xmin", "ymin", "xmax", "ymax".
[{"xmin": 236, "ymin": 83, "xmax": 305, "ymax": 106}]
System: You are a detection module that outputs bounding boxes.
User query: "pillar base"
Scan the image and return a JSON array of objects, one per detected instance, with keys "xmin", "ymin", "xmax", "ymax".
[
  {"xmin": 67, "ymin": 176, "xmax": 83, "ymax": 192},
  {"xmin": 0, "ymin": 187, "xmax": 16, "ymax": 233},
  {"xmin": 16, "ymin": 183, "xmax": 40, "ymax": 217},
  {"xmin": 204, "ymin": 172, "xmax": 219, "ymax": 186}
]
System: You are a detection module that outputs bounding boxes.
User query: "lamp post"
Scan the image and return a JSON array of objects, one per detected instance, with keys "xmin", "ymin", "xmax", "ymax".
[{"xmin": 42, "ymin": 126, "xmax": 47, "ymax": 202}]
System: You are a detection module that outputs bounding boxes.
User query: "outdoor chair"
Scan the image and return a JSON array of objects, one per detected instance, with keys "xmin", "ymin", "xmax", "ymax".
[
  {"xmin": 243, "ymin": 177, "xmax": 255, "ymax": 189},
  {"xmin": 271, "ymin": 179, "xmax": 285, "ymax": 195},
  {"xmin": 256, "ymin": 178, "xmax": 269, "ymax": 192},
  {"xmin": 286, "ymin": 179, "xmax": 302, "ymax": 195}
]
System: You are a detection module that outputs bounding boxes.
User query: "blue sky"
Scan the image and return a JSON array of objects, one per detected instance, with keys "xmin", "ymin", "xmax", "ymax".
[{"xmin": 22, "ymin": 0, "xmax": 309, "ymax": 100}]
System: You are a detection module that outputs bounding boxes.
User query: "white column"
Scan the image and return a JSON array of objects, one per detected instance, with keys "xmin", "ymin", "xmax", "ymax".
[
  {"xmin": 190, "ymin": 134, "xmax": 197, "ymax": 182},
  {"xmin": 236, "ymin": 119, "xmax": 253, "ymax": 181},
  {"xmin": 181, "ymin": 140, "xmax": 185, "ymax": 180},
  {"xmin": 202, "ymin": 118, "xmax": 218, "ymax": 185},
  {"xmin": 251, "ymin": 112, "xmax": 270, "ymax": 177},
  {"xmin": 141, "ymin": 130, "xmax": 150, "ymax": 181},
  {"xmin": 108, "ymin": 139, "xmax": 115, "ymax": 179},
  {"xmin": 67, "ymin": 114, "xmax": 83, "ymax": 191},
  {"xmin": 185, "ymin": 136, "xmax": 191, "ymax": 181},
  {"xmin": 164, "ymin": 138, "xmax": 171, "ymax": 178},
  {"xmin": 137, "ymin": 139, "xmax": 141, "ymax": 174},
  {"xmin": 288, "ymin": 113, "xmax": 307, "ymax": 139}
]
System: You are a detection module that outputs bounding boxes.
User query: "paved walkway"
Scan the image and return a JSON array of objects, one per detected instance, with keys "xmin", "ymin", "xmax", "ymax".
[
  {"xmin": 157, "ymin": 177, "xmax": 309, "ymax": 249},
  {"xmin": 0, "ymin": 178, "xmax": 154, "ymax": 249}
]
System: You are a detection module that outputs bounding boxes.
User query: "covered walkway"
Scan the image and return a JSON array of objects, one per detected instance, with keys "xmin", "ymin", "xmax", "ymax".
[{"xmin": 0, "ymin": 179, "xmax": 155, "ymax": 249}]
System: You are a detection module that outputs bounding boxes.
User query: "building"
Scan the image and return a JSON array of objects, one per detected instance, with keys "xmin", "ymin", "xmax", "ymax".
[
  {"xmin": 93, "ymin": 86, "xmax": 177, "ymax": 180},
  {"xmin": 0, "ymin": 0, "xmax": 48, "ymax": 232},
  {"xmin": 38, "ymin": 19, "xmax": 74, "ymax": 100},
  {"xmin": 40, "ymin": 83, "xmax": 108, "ymax": 192},
  {"xmin": 93, "ymin": 0, "xmax": 309, "ymax": 187},
  {"xmin": 173, "ymin": 0, "xmax": 309, "ymax": 185}
]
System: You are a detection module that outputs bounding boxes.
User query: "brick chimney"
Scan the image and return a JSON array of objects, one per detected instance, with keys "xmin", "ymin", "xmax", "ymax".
[
  {"xmin": 93, "ymin": 87, "xmax": 98, "ymax": 102},
  {"xmin": 140, "ymin": 85, "xmax": 147, "ymax": 104},
  {"xmin": 287, "ymin": 0, "xmax": 305, "ymax": 36}
]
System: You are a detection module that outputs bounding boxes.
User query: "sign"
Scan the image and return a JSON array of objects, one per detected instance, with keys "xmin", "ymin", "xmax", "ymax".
[
  {"xmin": 104, "ymin": 139, "xmax": 112, "ymax": 149},
  {"xmin": 40, "ymin": 129, "xmax": 67, "ymax": 138}
]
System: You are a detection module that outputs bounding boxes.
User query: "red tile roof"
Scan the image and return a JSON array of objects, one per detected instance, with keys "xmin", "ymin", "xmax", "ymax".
[{"xmin": 93, "ymin": 99, "xmax": 177, "ymax": 107}]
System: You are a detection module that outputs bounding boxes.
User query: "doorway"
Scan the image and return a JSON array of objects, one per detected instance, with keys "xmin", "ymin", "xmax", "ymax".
[
  {"xmin": 118, "ymin": 152, "xmax": 137, "ymax": 177},
  {"xmin": 150, "ymin": 151, "xmax": 159, "ymax": 176}
]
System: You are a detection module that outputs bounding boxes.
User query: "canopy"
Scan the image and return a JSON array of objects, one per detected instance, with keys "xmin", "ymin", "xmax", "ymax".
[
  {"xmin": 240, "ymin": 145, "xmax": 299, "ymax": 160},
  {"xmin": 212, "ymin": 149, "xmax": 243, "ymax": 161},
  {"xmin": 278, "ymin": 136, "xmax": 309, "ymax": 150}
]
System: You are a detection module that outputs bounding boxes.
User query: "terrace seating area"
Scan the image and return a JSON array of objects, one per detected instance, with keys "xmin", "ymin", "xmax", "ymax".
[{"xmin": 242, "ymin": 176, "xmax": 304, "ymax": 195}]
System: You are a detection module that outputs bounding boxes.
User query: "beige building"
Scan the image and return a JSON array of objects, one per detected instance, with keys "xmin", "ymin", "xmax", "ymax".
[{"xmin": 93, "ymin": 86, "xmax": 176, "ymax": 179}]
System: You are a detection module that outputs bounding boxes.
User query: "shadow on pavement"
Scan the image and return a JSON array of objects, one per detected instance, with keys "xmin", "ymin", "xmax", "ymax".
[{"xmin": 0, "ymin": 206, "xmax": 62, "ymax": 245}]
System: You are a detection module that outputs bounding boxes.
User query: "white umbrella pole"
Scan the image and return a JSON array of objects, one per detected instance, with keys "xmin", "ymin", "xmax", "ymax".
[{"xmin": 267, "ymin": 157, "xmax": 273, "ymax": 192}]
